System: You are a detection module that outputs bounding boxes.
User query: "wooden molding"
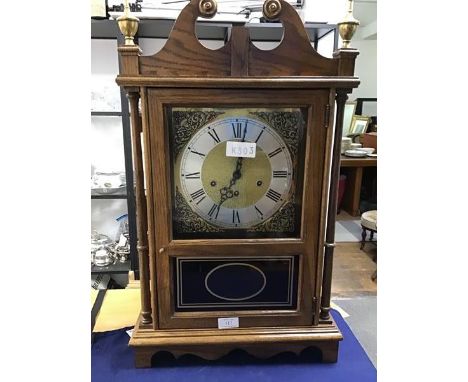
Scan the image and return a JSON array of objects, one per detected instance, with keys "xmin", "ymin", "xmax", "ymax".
[
  {"xmin": 117, "ymin": 0, "xmax": 359, "ymax": 80},
  {"xmin": 130, "ymin": 314, "xmax": 342, "ymax": 367},
  {"xmin": 118, "ymin": 46, "xmax": 141, "ymax": 76},
  {"xmin": 333, "ymin": 48, "xmax": 360, "ymax": 77}
]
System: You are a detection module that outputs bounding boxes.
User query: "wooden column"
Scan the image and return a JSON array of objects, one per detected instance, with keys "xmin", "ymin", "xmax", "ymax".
[
  {"xmin": 320, "ymin": 90, "xmax": 348, "ymax": 321},
  {"xmin": 128, "ymin": 91, "xmax": 152, "ymax": 324}
]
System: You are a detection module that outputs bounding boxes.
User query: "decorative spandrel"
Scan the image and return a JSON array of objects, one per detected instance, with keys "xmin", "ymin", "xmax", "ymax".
[
  {"xmin": 250, "ymin": 111, "xmax": 303, "ymax": 160},
  {"xmin": 172, "ymin": 110, "xmax": 224, "ymax": 158},
  {"xmin": 169, "ymin": 107, "xmax": 307, "ymax": 239}
]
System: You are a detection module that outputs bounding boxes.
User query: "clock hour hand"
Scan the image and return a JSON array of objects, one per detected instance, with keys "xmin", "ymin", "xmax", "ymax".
[
  {"xmin": 219, "ymin": 168, "xmax": 240, "ymax": 205},
  {"xmin": 219, "ymin": 157, "xmax": 243, "ymax": 205},
  {"xmin": 219, "ymin": 185, "xmax": 234, "ymax": 206}
]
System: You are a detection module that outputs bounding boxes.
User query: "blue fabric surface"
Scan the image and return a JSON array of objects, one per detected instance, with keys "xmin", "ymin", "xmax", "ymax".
[{"xmin": 92, "ymin": 310, "xmax": 376, "ymax": 381}]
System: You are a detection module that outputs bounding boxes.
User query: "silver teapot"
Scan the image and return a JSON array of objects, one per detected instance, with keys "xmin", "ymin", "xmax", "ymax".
[{"xmin": 91, "ymin": 231, "xmax": 115, "ymax": 266}]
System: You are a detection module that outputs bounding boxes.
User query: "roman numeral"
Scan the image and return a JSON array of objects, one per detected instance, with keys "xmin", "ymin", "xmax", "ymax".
[
  {"xmin": 255, "ymin": 128, "xmax": 265, "ymax": 143},
  {"xmin": 268, "ymin": 147, "xmax": 283, "ymax": 158},
  {"xmin": 184, "ymin": 172, "xmax": 200, "ymax": 179},
  {"xmin": 207, "ymin": 129, "xmax": 220, "ymax": 144},
  {"xmin": 207, "ymin": 203, "xmax": 220, "ymax": 219},
  {"xmin": 190, "ymin": 188, "xmax": 206, "ymax": 204},
  {"xmin": 266, "ymin": 188, "xmax": 281, "ymax": 203},
  {"xmin": 254, "ymin": 205, "xmax": 263, "ymax": 218},
  {"xmin": 232, "ymin": 210, "xmax": 240, "ymax": 224},
  {"xmin": 232, "ymin": 122, "xmax": 242, "ymax": 138},
  {"xmin": 191, "ymin": 150, "xmax": 205, "ymax": 157},
  {"xmin": 273, "ymin": 170, "xmax": 288, "ymax": 178}
]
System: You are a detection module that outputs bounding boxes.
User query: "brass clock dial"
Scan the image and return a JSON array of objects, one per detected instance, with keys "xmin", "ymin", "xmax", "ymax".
[{"xmin": 178, "ymin": 116, "xmax": 293, "ymax": 229}]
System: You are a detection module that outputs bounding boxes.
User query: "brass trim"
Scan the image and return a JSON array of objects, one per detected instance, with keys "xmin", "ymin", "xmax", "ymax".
[
  {"xmin": 337, "ymin": 0, "xmax": 360, "ymax": 48},
  {"xmin": 117, "ymin": 0, "xmax": 140, "ymax": 46},
  {"xmin": 204, "ymin": 263, "xmax": 267, "ymax": 301},
  {"xmin": 198, "ymin": 0, "xmax": 217, "ymax": 19},
  {"xmin": 263, "ymin": 0, "xmax": 282, "ymax": 21}
]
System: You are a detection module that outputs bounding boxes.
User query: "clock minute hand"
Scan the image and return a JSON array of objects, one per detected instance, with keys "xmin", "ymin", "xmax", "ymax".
[
  {"xmin": 232, "ymin": 121, "xmax": 248, "ymax": 178},
  {"xmin": 218, "ymin": 121, "xmax": 249, "ymax": 206}
]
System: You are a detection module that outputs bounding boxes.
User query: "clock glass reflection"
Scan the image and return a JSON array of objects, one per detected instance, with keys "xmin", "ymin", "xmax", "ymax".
[{"xmin": 168, "ymin": 106, "xmax": 307, "ymax": 240}]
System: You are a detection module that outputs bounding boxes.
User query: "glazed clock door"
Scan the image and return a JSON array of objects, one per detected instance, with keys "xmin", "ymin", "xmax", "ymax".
[
  {"xmin": 171, "ymin": 108, "xmax": 304, "ymax": 239},
  {"xmin": 145, "ymin": 88, "xmax": 333, "ymax": 330}
]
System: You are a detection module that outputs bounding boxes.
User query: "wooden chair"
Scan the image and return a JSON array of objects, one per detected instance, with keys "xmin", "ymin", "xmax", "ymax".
[
  {"xmin": 360, "ymin": 210, "xmax": 377, "ymax": 250},
  {"xmin": 360, "ymin": 210, "xmax": 377, "ymax": 281}
]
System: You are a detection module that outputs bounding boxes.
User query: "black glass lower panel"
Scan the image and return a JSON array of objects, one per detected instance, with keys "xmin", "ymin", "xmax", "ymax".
[{"xmin": 174, "ymin": 256, "xmax": 299, "ymax": 312}]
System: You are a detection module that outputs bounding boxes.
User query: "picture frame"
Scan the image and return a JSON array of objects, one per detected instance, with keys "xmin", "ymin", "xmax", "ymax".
[
  {"xmin": 349, "ymin": 115, "xmax": 371, "ymax": 135},
  {"xmin": 342, "ymin": 101, "xmax": 357, "ymax": 136}
]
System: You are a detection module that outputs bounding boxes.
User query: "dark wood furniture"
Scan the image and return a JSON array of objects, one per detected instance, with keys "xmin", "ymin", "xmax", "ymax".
[
  {"xmin": 361, "ymin": 225, "xmax": 377, "ymax": 250},
  {"xmin": 116, "ymin": 0, "xmax": 359, "ymax": 367},
  {"xmin": 360, "ymin": 209, "xmax": 377, "ymax": 282},
  {"xmin": 340, "ymin": 155, "xmax": 377, "ymax": 216},
  {"xmin": 355, "ymin": 97, "xmax": 377, "ymax": 115},
  {"xmin": 360, "ymin": 209, "xmax": 377, "ymax": 283}
]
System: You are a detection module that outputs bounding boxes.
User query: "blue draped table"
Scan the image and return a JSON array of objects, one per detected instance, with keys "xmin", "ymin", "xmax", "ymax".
[{"xmin": 92, "ymin": 310, "xmax": 376, "ymax": 381}]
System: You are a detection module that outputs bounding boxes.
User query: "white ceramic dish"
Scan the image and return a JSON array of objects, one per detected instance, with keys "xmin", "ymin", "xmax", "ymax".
[
  {"xmin": 345, "ymin": 149, "xmax": 367, "ymax": 158},
  {"xmin": 367, "ymin": 153, "xmax": 377, "ymax": 158},
  {"xmin": 341, "ymin": 138, "xmax": 352, "ymax": 153},
  {"xmin": 359, "ymin": 147, "xmax": 375, "ymax": 154}
]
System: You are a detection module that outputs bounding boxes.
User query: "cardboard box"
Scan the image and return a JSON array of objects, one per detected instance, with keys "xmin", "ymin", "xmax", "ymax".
[{"xmin": 360, "ymin": 132, "xmax": 377, "ymax": 152}]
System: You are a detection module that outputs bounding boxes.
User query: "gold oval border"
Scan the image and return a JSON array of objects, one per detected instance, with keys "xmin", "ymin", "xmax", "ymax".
[{"xmin": 204, "ymin": 262, "xmax": 267, "ymax": 301}]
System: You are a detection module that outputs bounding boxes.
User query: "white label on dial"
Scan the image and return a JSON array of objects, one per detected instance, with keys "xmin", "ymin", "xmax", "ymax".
[
  {"xmin": 218, "ymin": 317, "xmax": 239, "ymax": 329},
  {"xmin": 226, "ymin": 141, "xmax": 256, "ymax": 158}
]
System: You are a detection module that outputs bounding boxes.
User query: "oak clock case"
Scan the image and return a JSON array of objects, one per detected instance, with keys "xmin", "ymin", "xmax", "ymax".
[{"xmin": 116, "ymin": 0, "xmax": 359, "ymax": 368}]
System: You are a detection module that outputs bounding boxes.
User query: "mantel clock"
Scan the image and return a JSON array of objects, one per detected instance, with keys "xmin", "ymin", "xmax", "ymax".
[{"xmin": 116, "ymin": 0, "xmax": 359, "ymax": 367}]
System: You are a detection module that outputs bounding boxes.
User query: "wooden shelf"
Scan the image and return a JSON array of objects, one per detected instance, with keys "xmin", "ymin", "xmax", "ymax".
[
  {"xmin": 91, "ymin": 19, "xmax": 336, "ymax": 43},
  {"xmin": 91, "ymin": 261, "xmax": 131, "ymax": 275},
  {"xmin": 91, "ymin": 111, "xmax": 122, "ymax": 116},
  {"xmin": 91, "ymin": 188, "xmax": 127, "ymax": 199}
]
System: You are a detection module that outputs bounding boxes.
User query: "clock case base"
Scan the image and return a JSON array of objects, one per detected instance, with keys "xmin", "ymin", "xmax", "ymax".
[{"xmin": 130, "ymin": 314, "xmax": 342, "ymax": 368}]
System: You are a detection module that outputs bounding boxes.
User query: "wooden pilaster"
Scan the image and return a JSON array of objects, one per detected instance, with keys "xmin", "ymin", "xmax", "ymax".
[
  {"xmin": 128, "ymin": 91, "xmax": 152, "ymax": 324},
  {"xmin": 320, "ymin": 90, "xmax": 348, "ymax": 321}
]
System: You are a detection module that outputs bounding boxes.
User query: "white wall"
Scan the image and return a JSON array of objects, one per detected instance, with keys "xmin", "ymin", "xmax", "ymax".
[
  {"xmin": 91, "ymin": 39, "xmax": 128, "ymax": 239},
  {"xmin": 316, "ymin": 30, "xmax": 335, "ymax": 58},
  {"xmin": 350, "ymin": 39, "xmax": 377, "ymax": 100},
  {"xmin": 303, "ymin": 0, "xmax": 344, "ymax": 23}
]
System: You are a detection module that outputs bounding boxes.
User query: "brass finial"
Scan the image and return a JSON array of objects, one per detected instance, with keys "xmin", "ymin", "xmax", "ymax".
[
  {"xmin": 198, "ymin": 0, "xmax": 217, "ymax": 19},
  {"xmin": 117, "ymin": 0, "xmax": 140, "ymax": 46},
  {"xmin": 263, "ymin": 0, "xmax": 282, "ymax": 21},
  {"xmin": 337, "ymin": 0, "xmax": 360, "ymax": 49}
]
